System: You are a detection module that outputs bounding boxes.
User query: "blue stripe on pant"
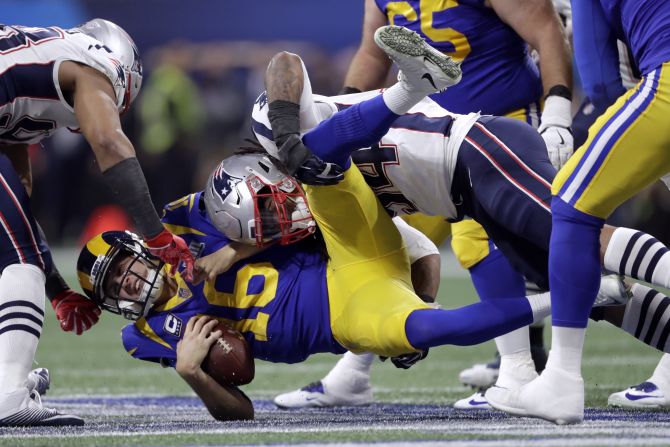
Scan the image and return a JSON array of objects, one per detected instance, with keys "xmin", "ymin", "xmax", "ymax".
[
  {"xmin": 0, "ymin": 154, "xmax": 51, "ymax": 274},
  {"xmin": 452, "ymin": 116, "xmax": 556, "ymax": 290}
]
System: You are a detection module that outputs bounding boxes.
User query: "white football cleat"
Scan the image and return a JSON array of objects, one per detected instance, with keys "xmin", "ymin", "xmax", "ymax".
[
  {"xmin": 0, "ymin": 389, "xmax": 83, "ymax": 427},
  {"xmin": 486, "ymin": 366, "xmax": 584, "ymax": 425},
  {"xmin": 274, "ymin": 378, "xmax": 373, "ymax": 409},
  {"xmin": 26, "ymin": 368, "xmax": 50, "ymax": 396},
  {"xmin": 594, "ymin": 274, "xmax": 631, "ymax": 307},
  {"xmin": 373, "ymin": 25, "xmax": 462, "ymax": 93},
  {"xmin": 453, "ymin": 391, "xmax": 492, "ymax": 410},
  {"xmin": 459, "ymin": 362, "xmax": 499, "ymax": 389},
  {"xmin": 608, "ymin": 381, "xmax": 669, "ymax": 408}
]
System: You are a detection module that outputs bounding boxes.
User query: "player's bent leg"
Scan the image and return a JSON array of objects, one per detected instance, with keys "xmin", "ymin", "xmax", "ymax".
[
  {"xmin": 274, "ymin": 352, "xmax": 374, "ymax": 409},
  {"xmin": 608, "ymin": 354, "xmax": 670, "ymax": 409}
]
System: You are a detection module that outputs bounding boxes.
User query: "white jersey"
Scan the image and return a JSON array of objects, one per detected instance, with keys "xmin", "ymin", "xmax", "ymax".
[
  {"xmin": 0, "ymin": 25, "xmax": 127, "ymax": 145},
  {"xmin": 251, "ymin": 89, "xmax": 479, "ymax": 220}
]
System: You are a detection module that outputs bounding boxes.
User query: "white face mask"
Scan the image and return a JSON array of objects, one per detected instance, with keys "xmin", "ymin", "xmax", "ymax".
[{"xmin": 117, "ymin": 265, "xmax": 165, "ymax": 317}]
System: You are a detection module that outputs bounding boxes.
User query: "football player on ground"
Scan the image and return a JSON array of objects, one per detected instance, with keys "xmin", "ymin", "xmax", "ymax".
[
  {"xmin": 276, "ymin": 0, "xmax": 574, "ymax": 409},
  {"xmin": 483, "ymin": 0, "xmax": 670, "ymax": 424},
  {"xmin": 0, "ymin": 20, "xmax": 194, "ymax": 426},
  {"xmin": 80, "ymin": 30, "xmax": 669, "ymax": 421},
  {"xmin": 249, "ymin": 28, "xmax": 670, "ymax": 412},
  {"xmin": 77, "ymin": 28, "xmax": 560, "ymax": 421}
]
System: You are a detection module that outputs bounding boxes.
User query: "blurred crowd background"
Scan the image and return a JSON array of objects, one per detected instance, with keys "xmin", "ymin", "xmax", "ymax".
[{"xmin": 8, "ymin": 0, "xmax": 670, "ymax": 248}]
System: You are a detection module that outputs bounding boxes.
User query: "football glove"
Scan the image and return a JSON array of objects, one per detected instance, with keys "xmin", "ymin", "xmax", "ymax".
[
  {"xmin": 145, "ymin": 228, "xmax": 195, "ymax": 281},
  {"xmin": 539, "ymin": 95, "xmax": 573, "ymax": 170},
  {"xmin": 380, "ymin": 349, "xmax": 429, "ymax": 369},
  {"xmin": 50, "ymin": 289, "xmax": 101, "ymax": 335},
  {"xmin": 296, "ymin": 155, "xmax": 345, "ymax": 186}
]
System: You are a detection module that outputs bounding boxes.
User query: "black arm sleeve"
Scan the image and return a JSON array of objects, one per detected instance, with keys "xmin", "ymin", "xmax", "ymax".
[{"xmin": 101, "ymin": 157, "xmax": 164, "ymax": 239}]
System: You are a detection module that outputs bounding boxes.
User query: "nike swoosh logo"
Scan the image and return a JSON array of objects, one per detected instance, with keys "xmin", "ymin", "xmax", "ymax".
[
  {"xmin": 421, "ymin": 73, "xmax": 437, "ymax": 89},
  {"xmin": 558, "ymin": 132, "xmax": 565, "ymax": 145},
  {"xmin": 468, "ymin": 399, "xmax": 490, "ymax": 406},
  {"xmin": 624, "ymin": 392, "xmax": 657, "ymax": 401}
]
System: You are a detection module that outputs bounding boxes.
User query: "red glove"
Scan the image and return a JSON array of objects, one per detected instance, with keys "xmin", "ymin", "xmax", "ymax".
[
  {"xmin": 145, "ymin": 228, "xmax": 195, "ymax": 281},
  {"xmin": 50, "ymin": 290, "xmax": 102, "ymax": 335}
]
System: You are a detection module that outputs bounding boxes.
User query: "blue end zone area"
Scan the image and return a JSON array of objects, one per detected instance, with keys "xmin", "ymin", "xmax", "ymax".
[{"xmin": 3, "ymin": 396, "xmax": 670, "ymax": 446}]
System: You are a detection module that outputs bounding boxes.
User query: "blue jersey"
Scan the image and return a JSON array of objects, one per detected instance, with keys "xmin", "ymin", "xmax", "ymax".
[
  {"xmin": 121, "ymin": 192, "xmax": 346, "ymax": 367},
  {"xmin": 375, "ymin": 0, "xmax": 542, "ymax": 115},
  {"xmin": 573, "ymin": 0, "xmax": 670, "ymax": 108}
]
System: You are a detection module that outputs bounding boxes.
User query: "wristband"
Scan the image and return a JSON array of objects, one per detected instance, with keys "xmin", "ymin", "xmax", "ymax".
[
  {"xmin": 546, "ymin": 84, "xmax": 572, "ymax": 101},
  {"xmin": 268, "ymin": 100, "xmax": 300, "ymax": 147}
]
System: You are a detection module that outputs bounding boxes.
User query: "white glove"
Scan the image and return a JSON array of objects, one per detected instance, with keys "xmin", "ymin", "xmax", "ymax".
[{"xmin": 539, "ymin": 95, "xmax": 573, "ymax": 170}]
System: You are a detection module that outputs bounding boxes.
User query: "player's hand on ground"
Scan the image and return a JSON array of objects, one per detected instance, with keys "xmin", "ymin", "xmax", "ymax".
[
  {"xmin": 176, "ymin": 316, "xmax": 223, "ymax": 378},
  {"xmin": 145, "ymin": 229, "xmax": 195, "ymax": 281},
  {"xmin": 50, "ymin": 289, "xmax": 102, "ymax": 335},
  {"xmin": 295, "ymin": 155, "xmax": 345, "ymax": 186},
  {"xmin": 193, "ymin": 242, "xmax": 265, "ymax": 285},
  {"xmin": 540, "ymin": 124, "xmax": 573, "ymax": 169}
]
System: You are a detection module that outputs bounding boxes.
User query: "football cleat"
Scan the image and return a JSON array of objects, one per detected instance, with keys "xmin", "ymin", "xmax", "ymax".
[
  {"xmin": 593, "ymin": 274, "xmax": 631, "ymax": 307},
  {"xmin": 486, "ymin": 365, "xmax": 584, "ymax": 425},
  {"xmin": 274, "ymin": 379, "xmax": 373, "ymax": 409},
  {"xmin": 608, "ymin": 381, "xmax": 669, "ymax": 408},
  {"xmin": 26, "ymin": 368, "xmax": 50, "ymax": 396},
  {"xmin": 0, "ymin": 389, "xmax": 84, "ymax": 427},
  {"xmin": 459, "ymin": 357, "xmax": 500, "ymax": 389},
  {"xmin": 373, "ymin": 25, "xmax": 462, "ymax": 93},
  {"xmin": 453, "ymin": 391, "xmax": 492, "ymax": 410}
]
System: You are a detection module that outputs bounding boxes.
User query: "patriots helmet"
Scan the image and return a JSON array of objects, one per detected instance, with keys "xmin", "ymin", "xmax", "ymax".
[
  {"xmin": 75, "ymin": 18, "xmax": 143, "ymax": 114},
  {"xmin": 77, "ymin": 231, "xmax": 165, "ymax": 321},
  {"xmin": 204, "ymin": 153, "xmax": 315, "ymax": 247}
]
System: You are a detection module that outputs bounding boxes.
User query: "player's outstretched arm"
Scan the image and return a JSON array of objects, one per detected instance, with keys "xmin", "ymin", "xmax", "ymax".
[
  {"xmin": 176, "ymin": 316, "xmax": 254, "ymax": 421},
  {"xmin": 64, "ymin": 62, "xmax": 195, "ymax": 279}
]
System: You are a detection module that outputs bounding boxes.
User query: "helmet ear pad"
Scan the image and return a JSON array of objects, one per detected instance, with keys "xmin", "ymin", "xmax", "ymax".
[{"xmin": 204, "ymin": 153, "xmax": 316, "ymax": 246}]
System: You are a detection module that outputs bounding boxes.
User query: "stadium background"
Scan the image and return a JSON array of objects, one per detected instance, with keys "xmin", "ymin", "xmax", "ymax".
[{"xmin": 3, "ymin": 2, "xmax": 670, "ymax": 445}]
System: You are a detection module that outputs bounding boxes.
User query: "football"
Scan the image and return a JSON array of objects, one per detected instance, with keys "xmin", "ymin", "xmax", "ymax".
[{"xmin": 201, "ymin": 322, "xmax": 255, "ymax": 386}]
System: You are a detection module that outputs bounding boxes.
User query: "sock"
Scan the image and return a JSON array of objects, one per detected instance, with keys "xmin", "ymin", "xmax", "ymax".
[
  {"xmin": 550, "ymin": 197, "xmax": 605, "ymax": 328},
  {"xmin": 0, "ymin": 264, "xmax": 45, "ymax": 396},
  {"xmin": 649, "ymin": 354, "xmax": 670, "ymax": 392},
  {"xmin": 381, "ymin": 82, "xmax": 429, "ymax": 115},
  {"xmin": 405, "ymin": 296, "xmax": 537, "ymax": 349},
  {"xmin": 469, "ymin": 248, "xmax": 532, "ymax": 356},
  {"xmin": 469, "ymin": 248, "xmax": 527, "ymax": 301},
  {"xmin": 322, "ymin": 352, "xmax": 374, "ymax": 393},
  {"xmin": 496, "ymin": 351, "xmax": 536, "ymax": 389},
  {"xmin": 604, "ymin": 227, "xmax": 670, "ymax": 288},
  {"xmin": 302, "ymin": 94, "xmax": 399, "ymax": 167},
  {"xmin": 548, "ymin": 326, "xmax": 586, "ymax": 375},
  {"xmin": 621, "ymin": 283, "xmax": 670, "ymax": 352}
]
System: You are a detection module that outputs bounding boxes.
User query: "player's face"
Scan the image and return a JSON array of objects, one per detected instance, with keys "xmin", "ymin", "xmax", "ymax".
[
  {"xmin": 258, "ymin": 193, "xmax": 313, "ymax": 242},
  {"xmin": 105, "ymin": 254, "xmax": 154, "ymax": 302}
]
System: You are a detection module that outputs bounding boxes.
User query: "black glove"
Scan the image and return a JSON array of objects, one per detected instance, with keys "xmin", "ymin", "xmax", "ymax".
[
  {"xmin": 296, "ymin": 155, "xmax": 345, "ymax": 186},
  {"xmin": 380, "ymin": 348, "xmax": 429, "ymax": 370}
]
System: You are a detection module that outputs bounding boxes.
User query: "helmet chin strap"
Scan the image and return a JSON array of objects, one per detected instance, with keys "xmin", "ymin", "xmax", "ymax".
[{"xmin": 289, "ymin": 198, "xmax": 316, "ymax": 232}]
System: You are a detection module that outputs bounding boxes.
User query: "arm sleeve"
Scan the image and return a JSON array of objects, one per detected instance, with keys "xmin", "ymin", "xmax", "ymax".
[
  {"xmin": 571, "ymin": 0, "xmax": 626, "ymax": 110},
  {"xmin": 392, "ymin": 216, "xmax": 440, "ymax": 264}
]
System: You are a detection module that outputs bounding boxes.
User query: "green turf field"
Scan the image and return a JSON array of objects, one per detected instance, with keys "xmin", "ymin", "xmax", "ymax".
[{"xmin": 2, "ymin": 270, "xmax": 667, "ymax": 446}]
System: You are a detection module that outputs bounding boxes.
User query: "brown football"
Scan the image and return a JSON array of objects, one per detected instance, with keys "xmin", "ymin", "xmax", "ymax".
[{"xmin": 201, "ymin": 322, "xmax": 255, "ymax": 386}]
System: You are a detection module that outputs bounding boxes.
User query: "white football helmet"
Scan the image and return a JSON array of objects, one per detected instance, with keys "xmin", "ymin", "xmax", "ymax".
[
  {"xmin": 75, "ymin": 18, "xmax": 143, "ymax": 114},
  {"xmin": 204, "ymin": 153, "xmax": 315, "ymax": 247}
]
